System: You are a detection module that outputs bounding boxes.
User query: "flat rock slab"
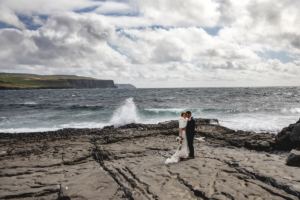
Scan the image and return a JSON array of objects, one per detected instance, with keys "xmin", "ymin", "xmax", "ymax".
[
  {"xmin": 0, "ymin": 122, "xmax": 300, "ymax": 200},
  {"xmin": 0, "ymin": 139, "xmax": 122, "ymax": 200},
  {"xmin": 96, "ymin": 134, "xmax": 300, "ymax": 200}
]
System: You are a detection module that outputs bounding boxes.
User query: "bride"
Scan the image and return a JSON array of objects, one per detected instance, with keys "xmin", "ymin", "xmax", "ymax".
[{"xmin": 165, "ymin": 111, "xmax": 189, "ymax": 164}]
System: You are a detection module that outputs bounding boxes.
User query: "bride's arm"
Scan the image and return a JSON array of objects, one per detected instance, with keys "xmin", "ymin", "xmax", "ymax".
[
  {"xmin": 179, "ymin": 118, "xmax": 184, "ymax": 136},
  {"xmin": 182, "ymin": 122, "xmax": 187, "ymax": 131}
]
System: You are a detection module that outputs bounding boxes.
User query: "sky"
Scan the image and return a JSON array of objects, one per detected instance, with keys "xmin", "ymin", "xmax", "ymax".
[{"xmin": 0, "ymin": 0, "xmax": 299, "ymax": 88}]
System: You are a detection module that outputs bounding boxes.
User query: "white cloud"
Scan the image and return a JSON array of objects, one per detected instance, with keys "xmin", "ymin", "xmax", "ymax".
[
  {"xmin": 0, "ymin": 13, "xmax": 129, "ymax": 77},
  {"xmin": 94, "ymin": 1, "xmax": 135, "ymax": 15},
  {"xmin": 0, "ymin": 0, "xmax": 101, "ymax": 16},
  {"xmin": 32, "ymin": 16, "xmax": 44, "ymax": 26},
  {"xmin": 115, "ymin": 27, "xmax": 261, "ymax": 65},
  {"xmin": 0, "ymin": 5, "xmax": 26, "ymax": 29},
  {"xmin": 0, "ymin": 0, "xmax": 300, "ymax": 87},
  {"xmin": 99, "ymin": 0, "xmax": 300, "ymax": 60},
  {"xmin": 130, "ymin": 0, "xmax": 221, "ymax": 27},
  {"xmin": 98, "ymin": 0, "xmax": 222, "ymax": 28},
  {"xmin": 218, "ymin": 0, "xmax": 300, "ymax": 58}
]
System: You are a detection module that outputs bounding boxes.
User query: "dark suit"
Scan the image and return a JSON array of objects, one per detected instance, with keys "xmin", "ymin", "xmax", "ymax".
[{"xmin": 186, "ymin": 116, "xmax": 196, "ymax": 157}]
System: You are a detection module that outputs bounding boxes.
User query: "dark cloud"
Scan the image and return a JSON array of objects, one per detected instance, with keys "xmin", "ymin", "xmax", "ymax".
[
  {"xmin": 216, "ymin": 0, "xmax": 235, "ymax": 25},
  {"xmin": 291, "ymin": 37, "xmax": 300, "ymax": 49},
  {"xmin": 202, "ymin": 61, "xmax": 247, "ymax": 70},
  {"xmin": 0, "ymin": 29, "xmax": 23, "ymax": 47},
  {"xmin": 247, "ymin": 1, "xmax": 282, "ymax": 25}
]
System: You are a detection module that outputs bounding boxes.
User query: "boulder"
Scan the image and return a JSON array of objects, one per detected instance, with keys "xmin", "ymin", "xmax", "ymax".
[
  {"xmin": 286, "ymin": 149, "xmax": 300, "ymax": 167},
  {"xmin": 290, "ymin": 123, "xmax": 300, "ymax": 142},
  {"xmin": 275, "ymin": 123, "xmax": 297, "ymax": 150},
  {"xmin": 259, "ymin": 141, "xmax": 271, "ymax": 148}
]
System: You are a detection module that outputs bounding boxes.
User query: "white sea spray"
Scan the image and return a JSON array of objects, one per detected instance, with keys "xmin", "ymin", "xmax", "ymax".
[{"xmin": 110, "ymin": 98, "xmax": 139, "ymax": 128}]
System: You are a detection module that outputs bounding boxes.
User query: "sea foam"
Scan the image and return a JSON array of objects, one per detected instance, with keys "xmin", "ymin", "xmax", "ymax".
[{"xmin": 110, "ymin": 98, "xmax": 139, "ymax": 128}]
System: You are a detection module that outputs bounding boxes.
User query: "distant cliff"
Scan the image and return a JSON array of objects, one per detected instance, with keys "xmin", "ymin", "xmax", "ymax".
[
  {"xmin": 67, "ymin": 79, "xmax": 117, "ymax": 89},
  {"xmin": 115, "ymin": 84, "xmax": 136, "ymax": 89},
  {"xmin": 0, "ymin": 73, "xmax": 117, "ymax": 90}
]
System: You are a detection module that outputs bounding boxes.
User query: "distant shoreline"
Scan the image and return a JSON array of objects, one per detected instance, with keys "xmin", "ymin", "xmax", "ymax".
[
  {"xmin": 0, "ymin": 87, "xmax": 137, "ymax": 90},
  {"xmin": 0, "ymin": 73, "xmax": 136, "ymax": 89},
  {"xmin": 0, "ymin": 87, "xmax": 123, "ymax": 90},
  {"xmin": 0, "ymin": 86, "xmax": 74, "ymax": 90}
]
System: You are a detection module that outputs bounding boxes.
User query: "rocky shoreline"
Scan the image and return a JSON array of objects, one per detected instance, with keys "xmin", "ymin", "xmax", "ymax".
[{"xmin": 0, "ymin": 119, "xmax": 299, "ymax": 200}]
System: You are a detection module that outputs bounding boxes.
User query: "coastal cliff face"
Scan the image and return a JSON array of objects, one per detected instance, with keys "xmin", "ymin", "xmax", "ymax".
[
  {"xmin": 66, "ymin": 79, "xmax": 117, "ymax": 89},
  {"xmin": 0, "ymin": 73, "xmax": 118, "ymax": 89}
]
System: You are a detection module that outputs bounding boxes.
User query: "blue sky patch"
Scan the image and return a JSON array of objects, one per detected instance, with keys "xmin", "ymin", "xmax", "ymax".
[
  {"xmin": 202, "ymin": 27, "xmax": 221, "ymax": 36},
  {"xmin": 257, "ymin": 51, "xmax": 296, "ymax": 64},
  {"xmin": 18, "ymin": 15, "xmax": 48, "ymax": 30},
  {"xmin": 0, "ymin": 21, "xmax": 16, "ymax": 29},
  {"xmin": 116, "ymin": 29, "xmax": 138, "ymax": 41},
  {"xmin": 107, "ymin": 42, "xmax": 128, "ymax": 57},
  {"xmin": 0, "ymin": 14, "xmax": 49, "ymax": 30}
]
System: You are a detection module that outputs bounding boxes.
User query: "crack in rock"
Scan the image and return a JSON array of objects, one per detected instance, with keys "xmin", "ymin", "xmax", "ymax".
[
  {"xmin": 168, "ymin": 170, "xmax": 208, "ymax": 200},
  {"xmin": 91, "ymin": 141, "xmax": 134, "ymax": 200}
]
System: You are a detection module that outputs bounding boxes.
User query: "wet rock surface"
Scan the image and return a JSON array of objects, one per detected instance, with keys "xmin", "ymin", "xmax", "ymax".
[
  {"xmin": 276, "ymin": 122, "xmax": 300, "ymax": 150},
  {"xmin": 286, "ymin": 149, "xmax": 300, "ymax": 167},
  {"xmin": 291, "ymin": 124, "xmax": 300, "ymax": 142},
  {"xmin": 0, "ymin": 119, "xmax": 300, "ymax": 200}
]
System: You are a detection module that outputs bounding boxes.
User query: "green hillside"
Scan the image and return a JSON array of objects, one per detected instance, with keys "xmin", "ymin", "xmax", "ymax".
[{"xmin": 0, "ymin": 73, "xmax": 100, "ymax": 89}]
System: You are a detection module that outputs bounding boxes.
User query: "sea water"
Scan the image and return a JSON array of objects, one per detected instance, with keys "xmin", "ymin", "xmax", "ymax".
[{"xmin": 0, "ymin": 87, "xmax": 299, "ymax": 133}]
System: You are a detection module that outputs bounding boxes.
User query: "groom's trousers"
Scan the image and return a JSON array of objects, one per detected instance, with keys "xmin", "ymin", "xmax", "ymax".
[{"xmin": 187, "ymin": 133, "xmax": 195, "ymax": 157}]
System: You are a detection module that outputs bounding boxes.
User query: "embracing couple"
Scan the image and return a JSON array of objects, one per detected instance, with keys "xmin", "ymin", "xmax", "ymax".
[{"xmin": 165, "ymin": 111, "xmax": 195, "ymax": 164}]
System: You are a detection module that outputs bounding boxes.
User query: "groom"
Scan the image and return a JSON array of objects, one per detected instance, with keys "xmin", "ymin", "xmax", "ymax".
[{"xmin": 185, "ymin": 111, "xmax": 195, "ymax": 159}]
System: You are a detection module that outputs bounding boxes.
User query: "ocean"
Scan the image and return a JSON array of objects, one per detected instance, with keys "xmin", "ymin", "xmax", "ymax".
[{"xmin": 0, "ymin": 87, "xmax": 299, "ymax": 133}]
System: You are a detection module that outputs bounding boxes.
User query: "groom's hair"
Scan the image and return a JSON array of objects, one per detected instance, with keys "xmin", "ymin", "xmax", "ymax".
[{"xmin": 186, "ymin": 111, "xmax": 191, "ymax": 115}]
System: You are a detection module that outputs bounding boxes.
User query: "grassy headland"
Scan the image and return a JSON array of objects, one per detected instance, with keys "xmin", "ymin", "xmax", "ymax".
[{"xmin": 0, "ymin": 73, "xmax": 104, "ymax": 89}]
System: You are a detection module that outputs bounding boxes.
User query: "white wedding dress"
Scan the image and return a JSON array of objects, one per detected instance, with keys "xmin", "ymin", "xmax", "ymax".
[{"xmin": 165, "ymin": 117, "xmax": 189, "ymax": 164}]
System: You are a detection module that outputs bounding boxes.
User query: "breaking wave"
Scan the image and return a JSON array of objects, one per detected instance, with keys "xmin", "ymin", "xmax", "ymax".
[{"xmin": 110, "ymin": 98, "xmax": 139, "ymax": 128}]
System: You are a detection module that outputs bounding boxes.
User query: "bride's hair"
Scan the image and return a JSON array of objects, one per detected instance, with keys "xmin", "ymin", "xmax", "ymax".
[{"xmin": 181, "ymin": 111, "xmax": 186, "ymax": 117}]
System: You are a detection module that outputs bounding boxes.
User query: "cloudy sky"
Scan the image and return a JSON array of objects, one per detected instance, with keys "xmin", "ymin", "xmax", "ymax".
[{"xmin": 0, "ymin": 0, "xmax": 299, "ymax": 88}]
